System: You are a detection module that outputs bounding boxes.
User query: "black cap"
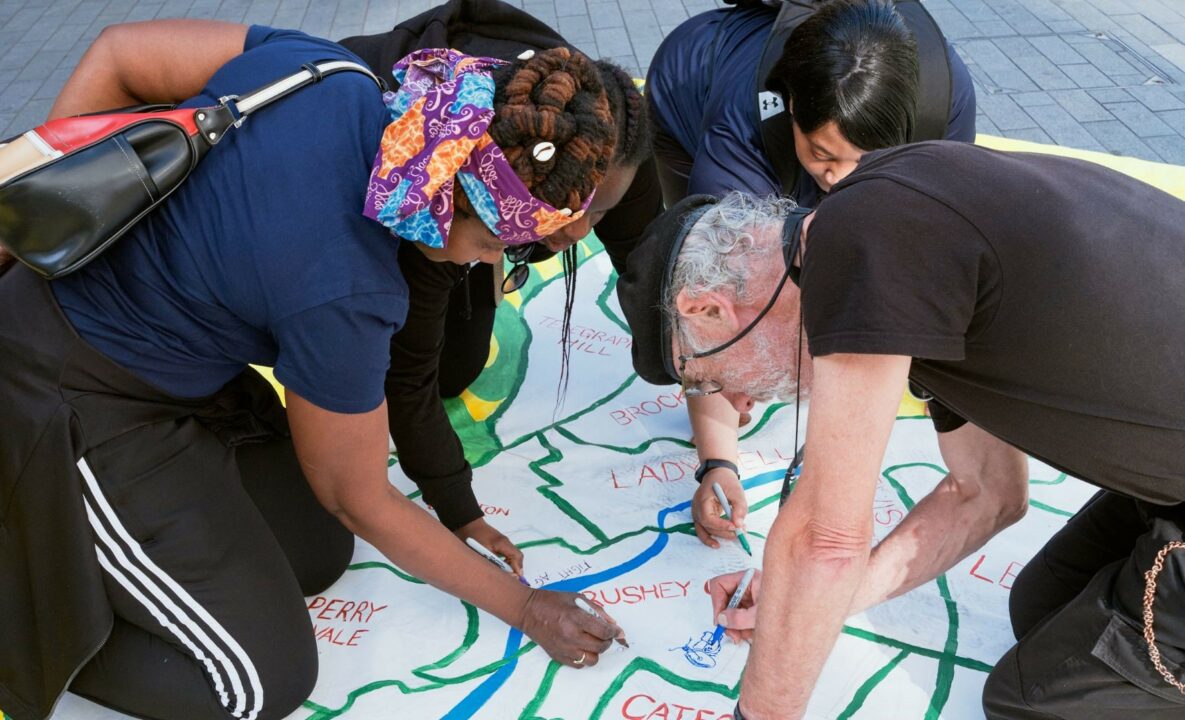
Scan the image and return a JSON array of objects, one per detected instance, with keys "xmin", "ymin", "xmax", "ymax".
[{"xmin": 617, "ymin": 194, "xmax": 718, "ymax": 386}]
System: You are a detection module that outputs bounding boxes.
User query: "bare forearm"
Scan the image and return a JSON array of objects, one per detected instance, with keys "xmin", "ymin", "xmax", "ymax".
[
  {"xmin": 851, "ymin": 424, "xmax": 1029, "ymax": 615},
  {"xmin": 688, "ymin": 393, "xmax": 738, "ymax": 460},
  {"xmin": 50, "ymin": 28, "xmax": 134, "ymax": 119},
  {"xmin": 49, "ymin": 20, "xmax": 247, "ymax": 120},
  {"xmin": 850, "ymin": 474, "xmax": 1023, "ymax": 615},
  {"xmin": 742, "ymin": 520, "xmax": 869, "ymax": 719},
  {"xmin": 336, "ymin": 482, "xmax": 531, "ymax": 627}
]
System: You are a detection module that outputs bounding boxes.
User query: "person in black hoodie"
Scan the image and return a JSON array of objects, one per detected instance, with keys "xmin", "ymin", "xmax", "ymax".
[{"xmin": 339, "ymin": 0, "xmax": 662, "ymax": 572}]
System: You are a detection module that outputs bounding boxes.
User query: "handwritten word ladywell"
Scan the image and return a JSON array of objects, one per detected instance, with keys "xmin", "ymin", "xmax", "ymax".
[{"xmin": 307, "ymin": 596, "xmax": 389, "ymax": 648}]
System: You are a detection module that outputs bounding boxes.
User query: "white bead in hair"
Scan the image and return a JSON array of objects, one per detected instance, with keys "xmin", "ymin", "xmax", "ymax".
[
  {"xmin": 517, "ymin": 49, "xmax": 535, "ymax": 60},
  {"xmin": 559, "ymin": 208, "xmax": 573, "ymax": 216},
  {"xmin": 532, "ymin": 141, "xmax": 556, "ymax": 162}
]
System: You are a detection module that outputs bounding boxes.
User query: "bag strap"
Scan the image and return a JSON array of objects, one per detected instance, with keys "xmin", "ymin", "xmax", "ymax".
[
  {"xmin": 755, "ymin": 0, "xmax": 816, "ymax": 198},
  {"xmin": 194, "ymin": 60, "xmax": 386, "ymax": 145},
  {"xmin": 894, "ymin": 0, "xmax": 951, "ymax": 143},
  {"xmin": 753, "ymin": 0, "xmax": 952, "ymax": 196}
]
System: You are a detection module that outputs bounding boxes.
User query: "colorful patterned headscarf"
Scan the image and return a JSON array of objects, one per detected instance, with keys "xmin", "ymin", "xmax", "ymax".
[{"xmin": 363, "ymin": 49, "xmax": 594, "ymax": 248}]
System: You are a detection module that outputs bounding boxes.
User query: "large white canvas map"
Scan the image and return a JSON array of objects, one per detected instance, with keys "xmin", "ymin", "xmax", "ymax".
[{"xmin": 47, "ymin": 232, "xmax": 1099, "ymax": 720}]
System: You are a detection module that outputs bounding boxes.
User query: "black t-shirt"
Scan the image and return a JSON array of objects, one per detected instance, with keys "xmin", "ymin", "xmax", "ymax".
[{"xmin": 802, "ymin": 141, "xmax": 1185, "ymax": 504}]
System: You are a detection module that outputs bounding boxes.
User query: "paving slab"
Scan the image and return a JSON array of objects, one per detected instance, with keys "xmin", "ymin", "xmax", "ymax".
[{"xmin": 1, "ymin": 0, "xmax": 1185, "ymax": 161}]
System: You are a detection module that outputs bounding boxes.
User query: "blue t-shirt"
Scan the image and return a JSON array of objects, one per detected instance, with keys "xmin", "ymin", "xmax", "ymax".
[
  {"xmin": 646, "ymin": 6, "xmax": 977, "ymax": 206},
  {"xmin": 53, "ymin": 26, "xmax": 406, "ymax": 413}
]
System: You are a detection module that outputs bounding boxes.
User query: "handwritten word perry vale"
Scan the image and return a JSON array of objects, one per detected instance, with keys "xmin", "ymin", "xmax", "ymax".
[
  {"xmin": 307, "ymin": 596, "xmax": 389, "ymax": 648},
  {"xmin": 622, "ymin": 694, "xmax": 735, "ymax": 720},
  {"xmin": 581, "ymin": 580, "xmax": 693, "ymax": 607}
]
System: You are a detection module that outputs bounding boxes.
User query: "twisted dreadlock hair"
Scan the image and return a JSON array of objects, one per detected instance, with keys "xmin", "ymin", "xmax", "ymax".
[
  {"xmin": 489, "ymin": 47, "xmax": 617, "ymax": 209},
  {"xmin": 545, "ymin": 59, "xmax": 651, "ymax": 403},
  {"xmin": 595, "ymin": 59, "xmax": 652, "ymax": 169},
  {"xmin": 459, "ymin": 49, "xmax": 652, "ymax": 407}
]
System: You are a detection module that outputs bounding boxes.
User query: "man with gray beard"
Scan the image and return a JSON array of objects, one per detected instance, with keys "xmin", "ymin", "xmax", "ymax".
[{"xmin": 616, "ymin": 141, "xmax": 1185, "ymax": 720}]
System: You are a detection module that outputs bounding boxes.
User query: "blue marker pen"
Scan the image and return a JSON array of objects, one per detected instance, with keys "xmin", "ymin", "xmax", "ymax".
[{"xmin": 711, "ymin": 568, "xmax": 756, "ymax": 645}]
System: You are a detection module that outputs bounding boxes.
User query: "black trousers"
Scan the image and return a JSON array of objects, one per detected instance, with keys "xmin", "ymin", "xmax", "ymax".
[
  {"xmin": 983, "ymin": 491, "xmax": 1185, "ymax": 718},
  {"xmin": 2, "ymin": 268, "xmax": 353, "ymax": 720},
  {"xmin": 71, "ymin": 420, "xmax": 353, "ymax": 720},
  {"xmin": 439, "ymin": 262, "xmax": 496, "ymax": 398}
]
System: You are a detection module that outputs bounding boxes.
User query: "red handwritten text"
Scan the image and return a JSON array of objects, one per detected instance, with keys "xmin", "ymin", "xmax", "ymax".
[
  {"xmin": 968, "ymin": 555, "xmax": 1024, "ymax": 590},
  {"xmin": 609, "ymin": 390, "xmax": 687, "ymax": 426},
  {"xmin": 622, "ymin": 694, "xmax": 734, "ymax": 720},
  {"xmin": 307, "ymin": 596, "xmax": 389, "ymax": 648},
  {"xmin": 582, "ymin": 580, "xmax": 692, "ymax": 607},
  {"xmin": 611, "ymin": 457, "xmax": 698, "ymax": 489}
]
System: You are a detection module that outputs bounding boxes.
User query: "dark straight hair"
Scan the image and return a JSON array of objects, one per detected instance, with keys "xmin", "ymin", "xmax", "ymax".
[{"xmin": 768, "ymin": 0, "xmax": 920, "ymax": 150}]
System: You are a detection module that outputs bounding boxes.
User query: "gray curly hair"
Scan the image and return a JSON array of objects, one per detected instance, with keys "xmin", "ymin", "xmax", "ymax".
[{"xmin": 665, "ymin": 192, "xmax": 800, "ymax": 352}]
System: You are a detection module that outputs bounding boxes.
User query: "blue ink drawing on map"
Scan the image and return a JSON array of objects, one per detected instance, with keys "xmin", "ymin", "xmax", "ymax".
[{"xmin": 673, "ymin": 630, "xmax": 723, "ymax": 669}]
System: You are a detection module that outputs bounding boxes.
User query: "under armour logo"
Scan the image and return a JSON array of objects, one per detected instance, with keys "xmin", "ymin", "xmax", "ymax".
[{"xmin": 758, "ymin": 90, "xmax": 786, "ymax": 120}]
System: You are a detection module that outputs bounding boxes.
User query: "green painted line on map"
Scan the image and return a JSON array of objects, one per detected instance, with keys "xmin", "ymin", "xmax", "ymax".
[
  {"xmin": 925, "ymin": 576, "xmax": 960, "ymax": 719},
  {"xmin": 836, "ymin": 649, "xmax": 910, "ymax": 720},
  {"xmin": 501, "ymin": 372, "xmax": 640, "ymax": 455},
  {"xmin": 414, "ymin": 640, "xmax": 539, "ymax": 684},
  {"xmin": 347, "ymin": 560, "xmax": 424, "ymax": 585},
  {"xmin": 518, "ymin": 660, "xmax": 562, "ymax": 720},
  {"xmin": 597, "ymin": 269, "xmax": 630, "ymax": 335},
  {"xmin": 881, "ymin": 463, "xmax": 962, "ymax": 719},
  {"xmin": 1029, "ymin": 472, "xmax": 1067, "ymax": 486},
  {"xmin": 415, "ymin": 603, "xmax": 481, "ymax": 672},
  {"xmin": 738, "ymin": 401, "xmax": 791, "ymax": 440},
  {"xmin": 532, "ymin": 432, "xmax": 612, "ymax": 543},
  {"xmin": 590, "ymin": 657, "xmax": 741, "ymax": 719},
  {"xmin": 515, "ymin": 517, "xmax": 697, "ymax": 556},
  {"xmin": 302, "ymin": 678, "xmax": 443, "ymax": 719},
  {"xmin": 838, "ymin": 627, "xmax": 992, "ymax": 672},
  {"xmin": 300, "ymin": 641, "xmax": 540, "ymax": 720},
  {"xmin": 554, "ymin": 423, "xmax": 693, "ymax": 454},
  {"xmin": 747, "ymin": 491, "xmax": 782, "ymax": 515},
  {"xmin": 1029, "ymin": 499, "xmax": 1073, "ymax": 517},
  {"xmin": 548, "ymin": 397, "xmax": 792, "ymax": 457}
]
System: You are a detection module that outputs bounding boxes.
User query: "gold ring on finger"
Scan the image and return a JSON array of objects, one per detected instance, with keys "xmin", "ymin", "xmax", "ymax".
[{"xmin": 573, "ymin": 652, "xmax": 586, "ymax": 666}]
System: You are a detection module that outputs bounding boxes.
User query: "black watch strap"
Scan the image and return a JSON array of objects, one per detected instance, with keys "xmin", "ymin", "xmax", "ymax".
[
  {"xmin": 733, "ymin": 703, "xmax": 746, "ymax": 720},
  {"xmin": 694, "ymin": 458, "xmax": 739, "ymax": 484}
]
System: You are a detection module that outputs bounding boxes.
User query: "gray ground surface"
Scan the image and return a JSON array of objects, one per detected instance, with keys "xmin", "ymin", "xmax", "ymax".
[{"xmin": 2, "ymin": 0, "xmax": 1185, "ymax": 162}]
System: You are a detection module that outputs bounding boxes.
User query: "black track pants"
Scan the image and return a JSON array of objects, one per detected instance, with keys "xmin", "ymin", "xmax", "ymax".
[
  {"xmin": 67, "ymin": 388, "xmax": 354, "ymax": 720},
  {"xmin": 983, "ymin": 492, "xmax": 1185, "ymax": 719},
  {"xmin": 0, "ymin": 265, "xmax": 353, "ymax": 720}
]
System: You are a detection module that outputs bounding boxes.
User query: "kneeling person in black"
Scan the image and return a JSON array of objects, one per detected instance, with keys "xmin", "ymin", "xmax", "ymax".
[{"xmin": 616, "ymin": 142, "xmax": 1185, "ymax": 718}]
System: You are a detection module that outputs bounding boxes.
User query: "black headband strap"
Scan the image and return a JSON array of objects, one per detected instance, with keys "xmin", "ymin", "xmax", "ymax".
[{"xmin": 675, "ymin": 207, "xmax": 811, "ymax": 368}]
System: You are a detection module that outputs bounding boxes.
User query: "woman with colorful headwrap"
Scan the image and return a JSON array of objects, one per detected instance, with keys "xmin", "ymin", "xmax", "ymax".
[
  {"xmin": 0, "ymin": 20, "xmax": 624, "ymax": 720},
  {"xmin": 339, "ymin": 0, "xmax": 660, "ymax": 579}
]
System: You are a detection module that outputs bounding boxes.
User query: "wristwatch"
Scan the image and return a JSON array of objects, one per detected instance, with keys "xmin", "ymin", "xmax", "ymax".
[
  {"xmin": 732, "ymin": 703, "xmax": 746, "ymax": 720},
  {"xmin": 694, "ymin": 458, "xmax": 739, "ymax": 484}
]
